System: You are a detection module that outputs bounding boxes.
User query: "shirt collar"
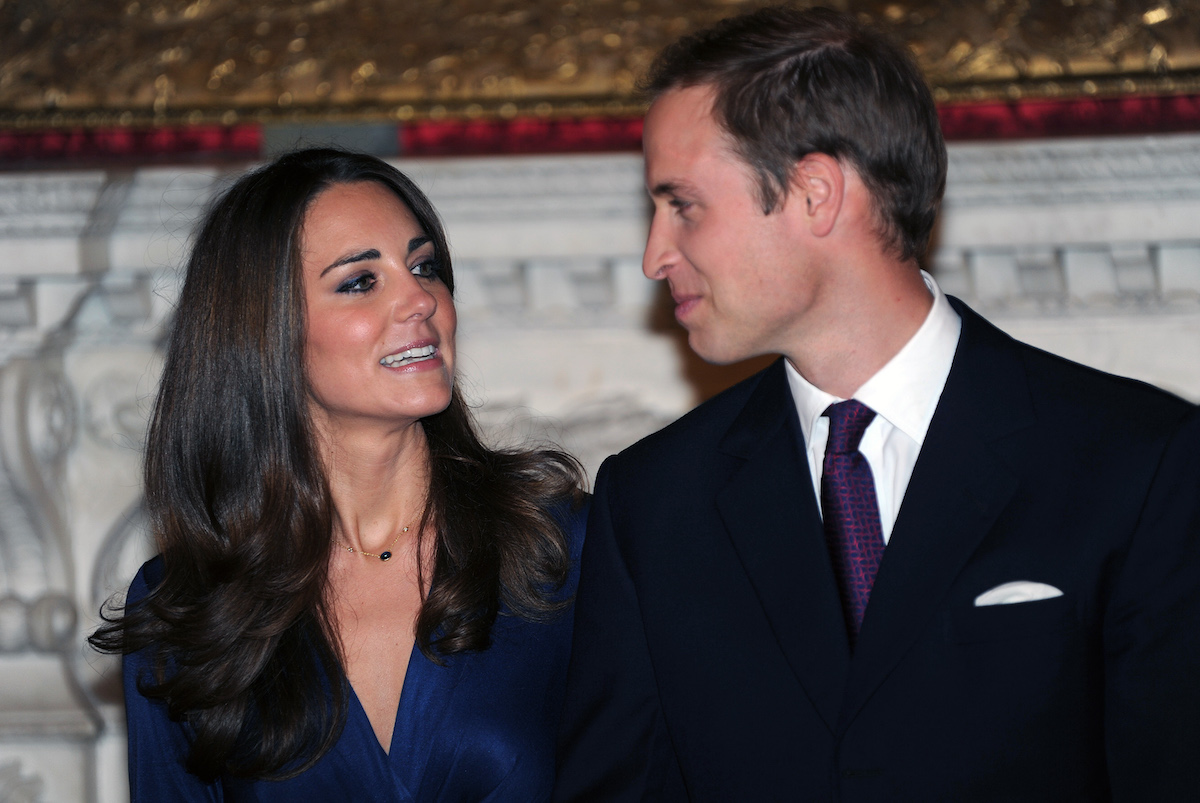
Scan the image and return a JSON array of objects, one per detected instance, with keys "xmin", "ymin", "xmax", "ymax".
[{"xmin": 785, "ymin": 271, "xmax": 961, "ymax": 446}]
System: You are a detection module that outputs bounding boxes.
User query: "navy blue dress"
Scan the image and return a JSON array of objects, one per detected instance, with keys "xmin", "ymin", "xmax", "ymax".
[{"xmin": 123, "ymin": 504, "xmax": 585, "ymax": 802}]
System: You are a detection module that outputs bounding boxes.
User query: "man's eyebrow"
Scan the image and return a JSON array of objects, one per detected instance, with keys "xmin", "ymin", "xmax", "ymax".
[
  {"xmin": 320, "ymin": 249, "xmax": 380, "ymax": 278},
  {"xmin": 649, "ymin": 181, "xmax": 689, "ymax": 198}
]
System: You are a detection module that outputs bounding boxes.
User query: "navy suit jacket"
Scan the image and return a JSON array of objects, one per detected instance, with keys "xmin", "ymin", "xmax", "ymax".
[{"xmin": 556, "ymin": 301, "xmax": 1200, "ymax": 801}]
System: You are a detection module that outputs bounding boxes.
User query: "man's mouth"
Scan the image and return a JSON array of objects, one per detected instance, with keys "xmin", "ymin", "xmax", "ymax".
[{"xmin": 673, "ymin": 294, "xmax": 701, "ymax": 319}]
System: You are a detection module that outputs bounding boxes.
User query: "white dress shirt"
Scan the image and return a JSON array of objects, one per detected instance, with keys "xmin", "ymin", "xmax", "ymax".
[{"xmin": 785, "ymin": 271, "xmax": 961, "ymax": 544}]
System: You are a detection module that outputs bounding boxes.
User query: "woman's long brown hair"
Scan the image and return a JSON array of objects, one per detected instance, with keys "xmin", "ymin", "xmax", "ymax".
[{"xmin": 89, "ymin": 148, "xmax": 584, "ymax": 781}]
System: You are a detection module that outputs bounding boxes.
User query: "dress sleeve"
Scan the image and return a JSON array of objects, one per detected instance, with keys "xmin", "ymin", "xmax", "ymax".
[{"xmin": 123, "ymin": 559, "xmax": 224, "ymax": 802}]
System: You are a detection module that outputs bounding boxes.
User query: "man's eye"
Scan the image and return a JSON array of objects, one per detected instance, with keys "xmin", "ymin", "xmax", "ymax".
[
  {"xmin": 669, "ymin": 198, "xmax": 693, "ymax": 212},
  {"xmin": 337, "ymin": 273, "xmax": 376, "ymax": 293},
  {"xmin": 411, "ymin": 259, "xmax": 442, "ymax": 279}
]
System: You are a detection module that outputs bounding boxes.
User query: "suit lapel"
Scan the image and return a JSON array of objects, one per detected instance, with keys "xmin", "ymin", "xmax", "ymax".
[
  {"xmin": 716, "ymin": 361, "xmax": 850, "ymax": 732},
  {"xmin": 839, "ymin": 302, "xmax": 1036, "ymax": 729}
]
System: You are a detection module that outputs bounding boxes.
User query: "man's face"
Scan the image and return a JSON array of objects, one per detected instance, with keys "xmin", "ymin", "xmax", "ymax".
[{"xmin": 642, "ymin": 84, "xmax": 824, "ymax": 366}]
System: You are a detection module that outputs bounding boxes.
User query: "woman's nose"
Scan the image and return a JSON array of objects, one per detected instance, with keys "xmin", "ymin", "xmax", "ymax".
[{"xmin": 393, "ymin": 273, "xmax": 437, "ymax": 321}]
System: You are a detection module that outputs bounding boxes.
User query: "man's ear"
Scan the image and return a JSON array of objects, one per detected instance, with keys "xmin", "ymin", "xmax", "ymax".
[{"xmin": 791, "ymin": 153, "xmax": 845, "ymax": 238}]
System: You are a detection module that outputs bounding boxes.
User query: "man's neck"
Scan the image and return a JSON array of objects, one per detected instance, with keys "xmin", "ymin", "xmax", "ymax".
[{"xmin": 784, "ymin": 264, "xmax": 934, "ymax": 399}]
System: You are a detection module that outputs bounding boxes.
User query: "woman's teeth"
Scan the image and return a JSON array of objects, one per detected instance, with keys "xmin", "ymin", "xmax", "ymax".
[{"xmin": 380, "ymin": 345, "xmax": 437, "ymax": 367}]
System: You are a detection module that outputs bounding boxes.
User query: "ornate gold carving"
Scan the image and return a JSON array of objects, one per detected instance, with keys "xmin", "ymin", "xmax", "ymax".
[{"xmin": 2, "ymin": 0, "xmax": 1199, "ymax": 128}]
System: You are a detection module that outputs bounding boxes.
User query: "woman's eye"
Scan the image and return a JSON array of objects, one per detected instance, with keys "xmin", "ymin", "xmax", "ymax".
[
  {"xmin": 336, "ymin": 273, "xmax": 376, "ymax": 293},
  {"xmin": 411, "ymin": 259, "xmax": 441, "ymax": 279}
]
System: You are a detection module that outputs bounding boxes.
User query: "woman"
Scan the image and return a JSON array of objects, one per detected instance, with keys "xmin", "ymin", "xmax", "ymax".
[{"xmin": 90, "ymin": 148, "xmax": 586, "ymax": 801}]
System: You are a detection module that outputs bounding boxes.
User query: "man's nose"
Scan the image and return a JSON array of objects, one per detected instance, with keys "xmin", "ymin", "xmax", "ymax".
[{"xmin": 643, "ymin": 213, "xmax": 678, "ymax": 280}]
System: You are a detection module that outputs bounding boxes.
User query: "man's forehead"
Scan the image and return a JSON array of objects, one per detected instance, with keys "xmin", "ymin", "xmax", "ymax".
[
  {"xmin": 644, "ymin": 106, "xmax": 748, "ymax": 194},
  {"xmin": 644, "ymin": 84, "xmax": 720, "ymax": 141}
]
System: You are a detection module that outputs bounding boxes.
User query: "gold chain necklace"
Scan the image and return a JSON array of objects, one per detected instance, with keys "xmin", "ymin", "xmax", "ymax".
[{"xmin": 337, "ymin": 525, "xmax": 409, "ymax": 563}]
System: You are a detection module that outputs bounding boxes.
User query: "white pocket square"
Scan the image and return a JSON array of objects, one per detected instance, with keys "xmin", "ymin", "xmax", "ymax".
[{"xmin": 974, "ymin": 581, "xmax": 1063, "ymax": 607}]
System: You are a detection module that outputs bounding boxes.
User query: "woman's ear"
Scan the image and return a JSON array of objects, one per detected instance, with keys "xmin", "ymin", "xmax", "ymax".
[{"xmin": 791, "ymin": 153, "xmax": 845, "ymax": 238}]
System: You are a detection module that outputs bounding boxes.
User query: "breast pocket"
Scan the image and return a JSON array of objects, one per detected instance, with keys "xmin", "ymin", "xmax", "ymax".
[{"xmin": 947, "ymin": 593, "xmax": 1078, "ymax": 644}]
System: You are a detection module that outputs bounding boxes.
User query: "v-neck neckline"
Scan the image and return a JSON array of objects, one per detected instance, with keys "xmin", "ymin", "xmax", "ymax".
[
  {"xmin": 344, "ymin": 639, "xmax": 466, "ymax": 794},
  {"xmin": 344, "ymin": 640, "xmax": 421, "ymax": 757}
]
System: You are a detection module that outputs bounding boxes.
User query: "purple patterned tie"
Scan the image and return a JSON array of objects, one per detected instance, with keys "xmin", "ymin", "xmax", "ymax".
[{"xmin": 821, "ymin": 400, "xmax": 885, "ymax": 648}]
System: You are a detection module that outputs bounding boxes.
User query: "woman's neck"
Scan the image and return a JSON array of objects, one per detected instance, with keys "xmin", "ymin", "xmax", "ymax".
[{"xmin": 318, "ymin": 418, "xmax": 432, "ymax": 555}]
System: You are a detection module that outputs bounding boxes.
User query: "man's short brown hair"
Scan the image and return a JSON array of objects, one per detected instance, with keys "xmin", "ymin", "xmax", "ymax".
[{"xmin": 641, "ymin": 5, "xmax": 947, "ymax": 264}]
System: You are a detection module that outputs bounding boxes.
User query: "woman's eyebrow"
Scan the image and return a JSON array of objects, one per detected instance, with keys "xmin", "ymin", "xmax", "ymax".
[
  {"xmin": 319, "ymin": 234, "xmax": 431, "ymax": 278},
  {"xmin": 320, "ymin": 249, "xmax": 380, "ymax": 278}
]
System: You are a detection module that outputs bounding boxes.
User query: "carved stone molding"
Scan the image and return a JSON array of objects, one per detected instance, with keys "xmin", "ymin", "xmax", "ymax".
[
  {"xmin": 946, "ymin": 136, "xmax": 1200, "ymax": 208},
  {"xmin": 0, "ymin": 759, "xmax": 42, "ymax": 803},
  {"xmin": 932, "ymin": 133, "xmax": 1200, "ymax": 317},
  {"xmin": 0, "ymin": 166, "xmax": 183, "ymax": 803}
]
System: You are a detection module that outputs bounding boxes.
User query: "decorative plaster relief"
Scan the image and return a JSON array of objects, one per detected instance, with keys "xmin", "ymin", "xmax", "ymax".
[
  {"xmin": 400, "ymin": 154, "xmax": 648, "ymax": 263},
  {"xmin": 0, "ymin": 357, "xmax": 76, "ymax": 594},
  {"xmin": 0, "ymin": 176, "xmax": 109, "ymax": 237},
  {"xmin": 932, "ymin": 133, "xmax": 1200, "ymax": 319},
  {"xmin": 0, "ymin": 759, "xmax": 42, "ymax": 803},
  {"xmin": 939, "ymin": 133, "xmax": 1200, "ymax": 248},
  {"xmin": 83, "ymin": 371, "xmax": 151, "ymax": 452}
]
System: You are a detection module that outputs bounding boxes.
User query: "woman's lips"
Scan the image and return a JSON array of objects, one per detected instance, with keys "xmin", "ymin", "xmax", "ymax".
[{"xmin": 379, "ymin": 343, "xmax": 438, "ymax": 367}]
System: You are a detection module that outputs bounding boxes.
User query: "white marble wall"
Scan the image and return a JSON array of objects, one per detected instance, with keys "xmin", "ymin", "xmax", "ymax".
[{"xmin": 0, "ymin": 133, "xmax": 1198, "ymax": 802}]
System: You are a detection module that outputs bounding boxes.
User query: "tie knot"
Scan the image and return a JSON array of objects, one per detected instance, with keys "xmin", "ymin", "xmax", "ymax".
[{"xmin": 824, "ymin": 400, "xmax": 876, "ymax": 454}]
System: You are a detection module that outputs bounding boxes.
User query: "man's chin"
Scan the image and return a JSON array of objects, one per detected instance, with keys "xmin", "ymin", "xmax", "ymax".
[{"xmin": 688, "ymin": 333, "xmax": 757, "ymax": 367}]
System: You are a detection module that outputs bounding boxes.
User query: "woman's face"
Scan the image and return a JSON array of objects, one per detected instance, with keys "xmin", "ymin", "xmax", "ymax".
[{"xmin": 301, "ymin": 180, "xmax": 456, "ymax": 435}]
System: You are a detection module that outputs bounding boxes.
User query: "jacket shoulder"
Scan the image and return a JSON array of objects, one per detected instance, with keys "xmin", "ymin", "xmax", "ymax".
[
  {"xmin": 954, "ymin": 299, "xmax": 1194, "ymax": 438},
  {"xmin": 1009, "ymin": 335, "xmax": 1194, "ymax": 440},
  {"xmin": 606, "ymin": 361, "xmax": 782, "ymax": 474}
]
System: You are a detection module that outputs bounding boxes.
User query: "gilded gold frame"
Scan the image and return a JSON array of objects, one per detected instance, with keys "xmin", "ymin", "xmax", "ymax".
[{"xmin": 2, "ymin": 0, "xmax": 1199, "ymax": 129}]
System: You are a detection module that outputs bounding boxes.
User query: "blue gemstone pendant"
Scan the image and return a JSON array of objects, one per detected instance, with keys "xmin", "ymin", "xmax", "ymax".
[{"xmin": 379, "ymin": 551, "xmax": 392, "ymax": 562}]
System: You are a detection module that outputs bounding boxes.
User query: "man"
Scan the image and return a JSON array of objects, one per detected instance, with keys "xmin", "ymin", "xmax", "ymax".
[{"xmin": 555, "ymin": 6, "xmax": 1200, "ymax": 801}]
